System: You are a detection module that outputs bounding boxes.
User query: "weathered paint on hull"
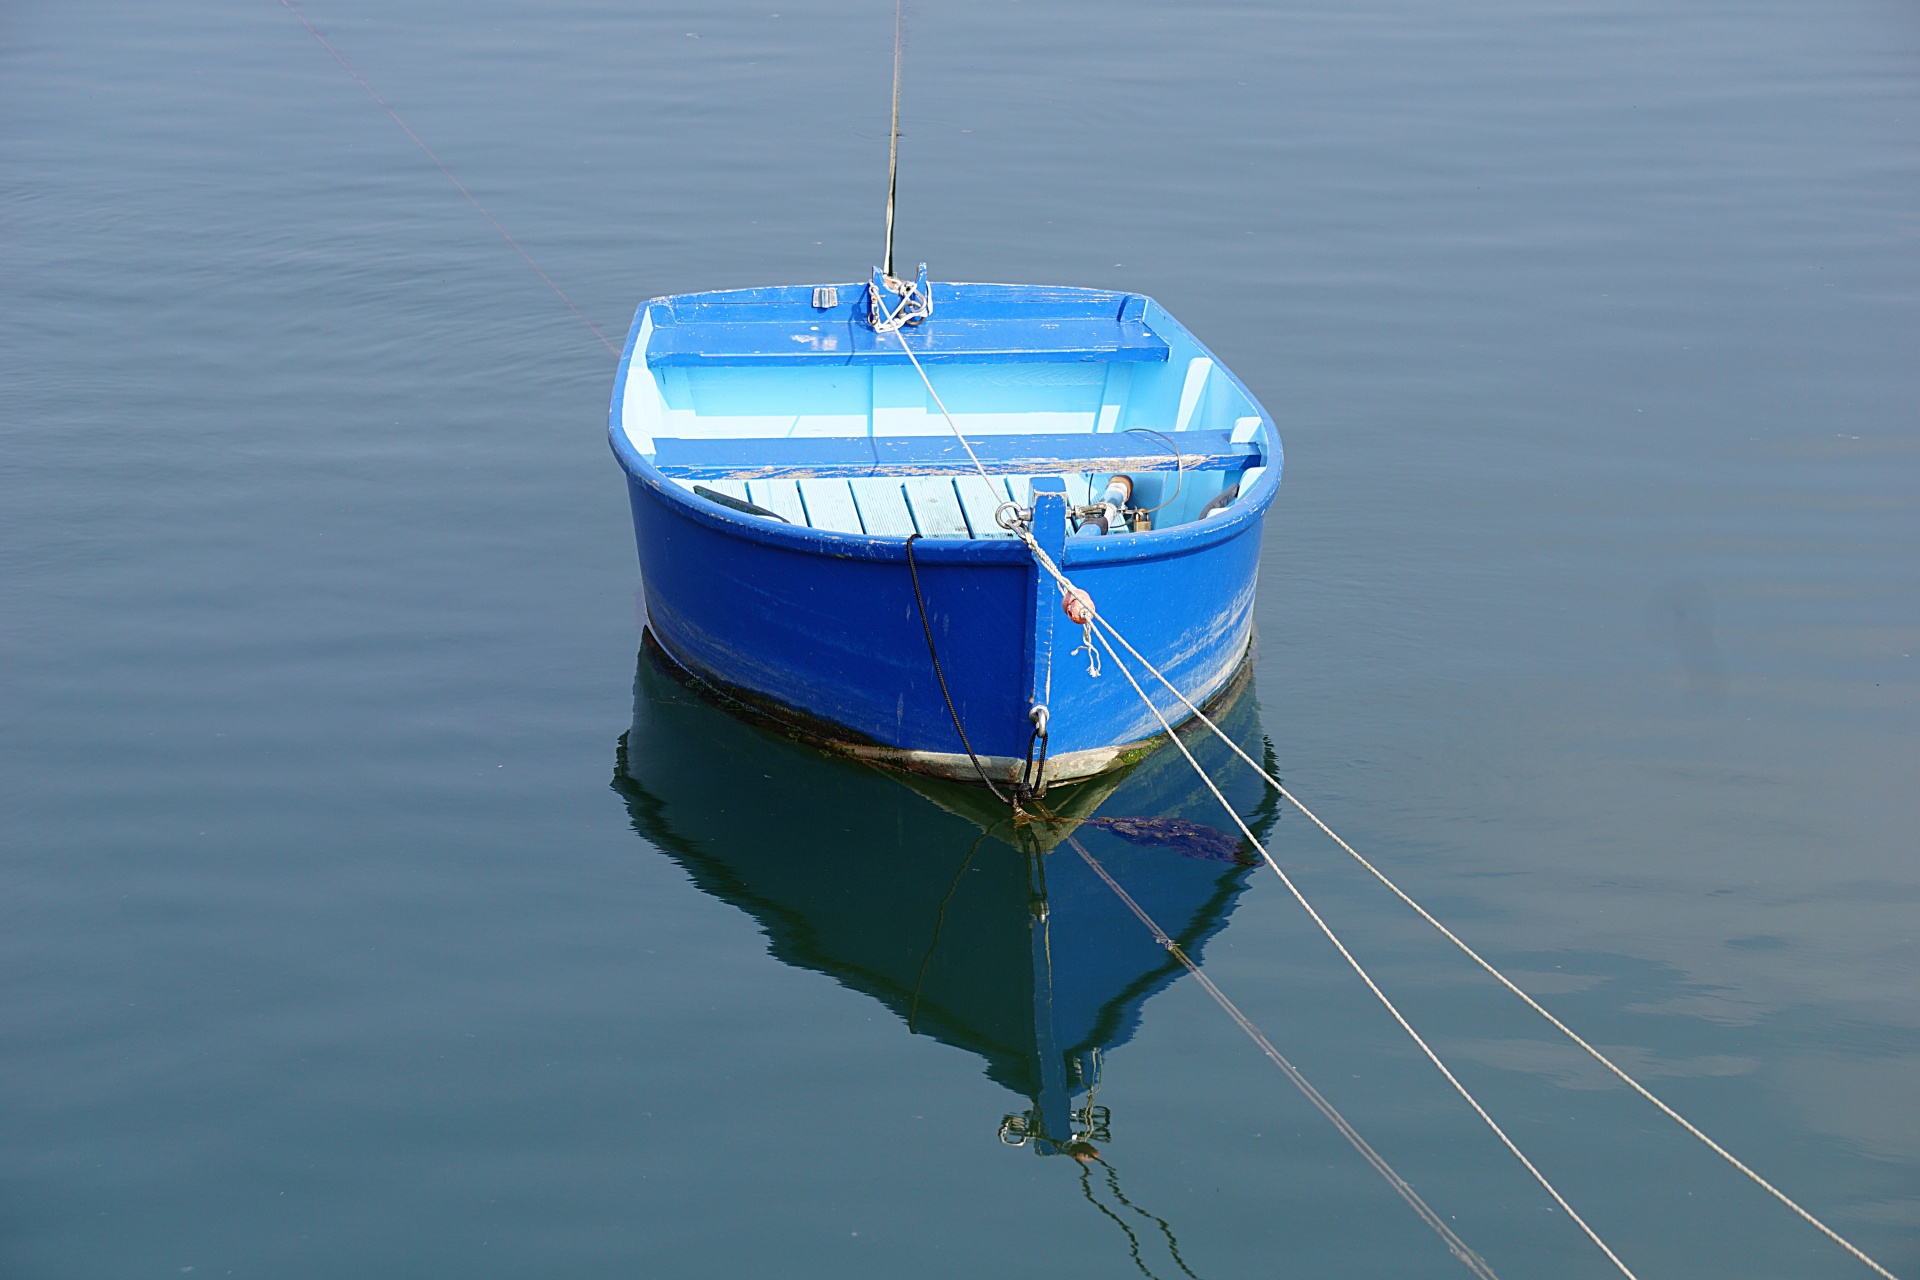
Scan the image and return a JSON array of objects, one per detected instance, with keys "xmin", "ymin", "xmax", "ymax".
[
  {"xmin": 639, "ymin": 623, "xmax": 1255, "ymax": 787},
  {"xmin": 626, "ymin": 470, "xmax": 1264, "ymax": 786}
]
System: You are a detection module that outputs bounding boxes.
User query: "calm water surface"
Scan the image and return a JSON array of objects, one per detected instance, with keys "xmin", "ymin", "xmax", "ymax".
[{"xmin": 4, "ymin": 0, "xmax": 1916, "ymax": 1275}]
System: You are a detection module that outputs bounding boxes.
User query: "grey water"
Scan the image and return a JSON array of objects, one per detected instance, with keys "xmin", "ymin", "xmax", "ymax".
[{"xmin": 4, "ymin": 0, "xmax": 1916, "ymax": 1275}]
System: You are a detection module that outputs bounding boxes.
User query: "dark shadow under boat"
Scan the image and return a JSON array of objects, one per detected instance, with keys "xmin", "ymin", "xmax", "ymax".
[{"xmin": 612, "ymin": 634, "xmax": 1281, "ymax": 1155}]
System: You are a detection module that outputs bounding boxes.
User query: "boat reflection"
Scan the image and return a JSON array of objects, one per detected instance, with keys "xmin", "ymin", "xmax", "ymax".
[{"xmin": 611, "ymin": 636, "xmax": 1279, "ymax": 1160}]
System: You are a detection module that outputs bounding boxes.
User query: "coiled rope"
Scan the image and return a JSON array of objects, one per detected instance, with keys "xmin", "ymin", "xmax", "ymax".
[{"xmin": 875, "ymin": 280, "xmax": 1901, "ymax": 1280}]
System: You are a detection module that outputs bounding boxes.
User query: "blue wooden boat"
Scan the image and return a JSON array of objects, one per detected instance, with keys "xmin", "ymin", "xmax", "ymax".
[{"xmin": 609, "ymin": 276, "xmax": 1281, "ymax": 788}]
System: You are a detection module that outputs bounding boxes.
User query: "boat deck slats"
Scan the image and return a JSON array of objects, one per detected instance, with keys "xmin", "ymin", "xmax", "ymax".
[
  {"xmin": 652, "ymin": 429, "xmax": 1258, "ymax": 482},
  {"xmin": 746, "ymin": 478, "xmax": 808, "ymax": 525},
  {"xmin": 796, "ymin": 479, "xmax": 864, "ymax": 533},
  {"xmin": 681, "ymin": 474, "xmax": 1077, "ymax": 539},
  {"xmin": 956, "ymin": 474, "xmax": 1018, "ymax": 539},
  {"xmin": 850, "ymin": 478, "xmax": 917, "ymax": 537},
  {"xmin": 902, "ymin": 477, "xmax": 970, "ymax": 538}
]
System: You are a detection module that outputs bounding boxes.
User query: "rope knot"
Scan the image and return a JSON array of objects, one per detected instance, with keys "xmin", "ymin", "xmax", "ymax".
[
  {"xmin": 870, "ymin": 266, "xmax": 932, "ymax": 332},
  {"xmin": 1070, "ymin": 622, "xmax": 1102, "ymax": 677}
]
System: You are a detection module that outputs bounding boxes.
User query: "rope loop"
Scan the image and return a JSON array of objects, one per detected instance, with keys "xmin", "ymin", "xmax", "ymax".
[
  {"xmin": 1070, "ymin": 623, "xmax": 1102, "ymax": 677},
  {"xmin": 871, "ymin": 272, "xmax": 933, "ymax": 332},
  {"xmin": 1016, "ymin": 703, "xmax": 1051, "ymax": 802}
]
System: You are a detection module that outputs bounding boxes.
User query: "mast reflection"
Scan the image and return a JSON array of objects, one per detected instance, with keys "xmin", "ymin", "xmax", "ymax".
[{"xmin": 612, "ymin": 637, "xmax": 1279, "ymax": 1160}]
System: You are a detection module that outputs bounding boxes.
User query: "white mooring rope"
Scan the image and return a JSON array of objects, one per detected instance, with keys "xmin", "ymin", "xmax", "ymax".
[
  {"xmin": 1063, "ymin": 831, "xmax": 1501, "ymax": 1279},
  {"xmin": 875, "ymin": 280, "xmax": 1901, "ymax": 1280},
  {"xmin": 1085, "ymin": 623, "xmax": 1643, "ymax": 1280},
  {"xmin": 1086, "ymin": 613, "xmax": 1901, "ymax": 1280},
  {"xmin": 875, "ymin": 286, "xmax": 1634, "ymax": 1275}
]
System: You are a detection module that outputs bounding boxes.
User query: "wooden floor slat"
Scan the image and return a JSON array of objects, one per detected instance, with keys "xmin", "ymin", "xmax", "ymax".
[
  {"xmin": 797, "ymin": 479, "xmax": 864, "ymax": 533},
  {"xmin": 955, "ymin": 473, "xmax": 1017, "ymax": 538},
  {"xmin": 849, "ymin": 478, "xmax": 915, "ymax": 538},
  {"xmin": 903, "ymin": 476, "xmax": 970, "ymax": 538},
  {"xmin": 747, "ymin": 478, "xmax": 808, "ymax": 525}
]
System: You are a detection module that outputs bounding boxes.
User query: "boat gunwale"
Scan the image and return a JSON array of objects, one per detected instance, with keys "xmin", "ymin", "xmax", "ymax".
[{"xmin": 607, "ymin": 282, "xmax": 1282, "ymax": 568}]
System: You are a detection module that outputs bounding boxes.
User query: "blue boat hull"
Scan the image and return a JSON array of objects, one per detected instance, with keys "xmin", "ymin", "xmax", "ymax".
[
  {"xmin": 611, "ymin": 282, "xmax": 1279, "ymax": 785},
  {"xmin": 624, "ymin": 472, "xmax": 1263, "ymax": 783}
]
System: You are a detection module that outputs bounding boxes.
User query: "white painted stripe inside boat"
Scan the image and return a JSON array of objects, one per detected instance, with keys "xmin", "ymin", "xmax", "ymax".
[
  {"xmin": 1173, "ymin": 356, "xmax": 1213, "ymax": 432},
  {"xmin": 1094, "ymin": 362, "xmax": 1132, "ymax": 433},
  {"xmin": 902, "ymin": 476, "xmax": 969, "ymax": 538},
  {"xmin": 1229, "ymin": 420, "xmax": 1266, "ymax": 512}
]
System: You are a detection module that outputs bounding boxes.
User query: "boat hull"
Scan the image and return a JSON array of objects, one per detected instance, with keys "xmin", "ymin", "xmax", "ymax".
[
  {"xmin": 624, "ymin": 469, "xmax": 1263, "ymax": 785},
  {"xmin": 611, "ymin": 282, "xmax": 1279, "ymax": 786}
]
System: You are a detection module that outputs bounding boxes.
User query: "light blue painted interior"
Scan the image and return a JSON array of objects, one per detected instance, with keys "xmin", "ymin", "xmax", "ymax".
[{"xmin": 627, "ymin": 310, "xmax": 1262, "ymax": 536}]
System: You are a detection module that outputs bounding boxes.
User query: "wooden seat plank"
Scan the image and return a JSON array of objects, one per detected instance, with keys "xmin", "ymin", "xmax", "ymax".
[
  {"xmin": 647, "ymin": 316, "xmax": 1169, "ymax": 368},
  {"xmin": 651, "ymin": 428, "xmax": 1257, "ymax": 482}
]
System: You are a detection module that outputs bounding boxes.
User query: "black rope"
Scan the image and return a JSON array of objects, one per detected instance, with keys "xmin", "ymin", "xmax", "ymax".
[
  {"xmin": 904, "ymin": 535, "xmax": 1015, "ymax": 808},
  {"xmin": 1018, "ymin": 715, "xmax": 1051, "ymax": 802}
]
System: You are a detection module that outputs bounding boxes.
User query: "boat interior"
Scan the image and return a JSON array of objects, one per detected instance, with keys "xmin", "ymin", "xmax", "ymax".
[{"xmin": 618, "ymin": 288, "xmax": 1272, "ymax": 539}]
